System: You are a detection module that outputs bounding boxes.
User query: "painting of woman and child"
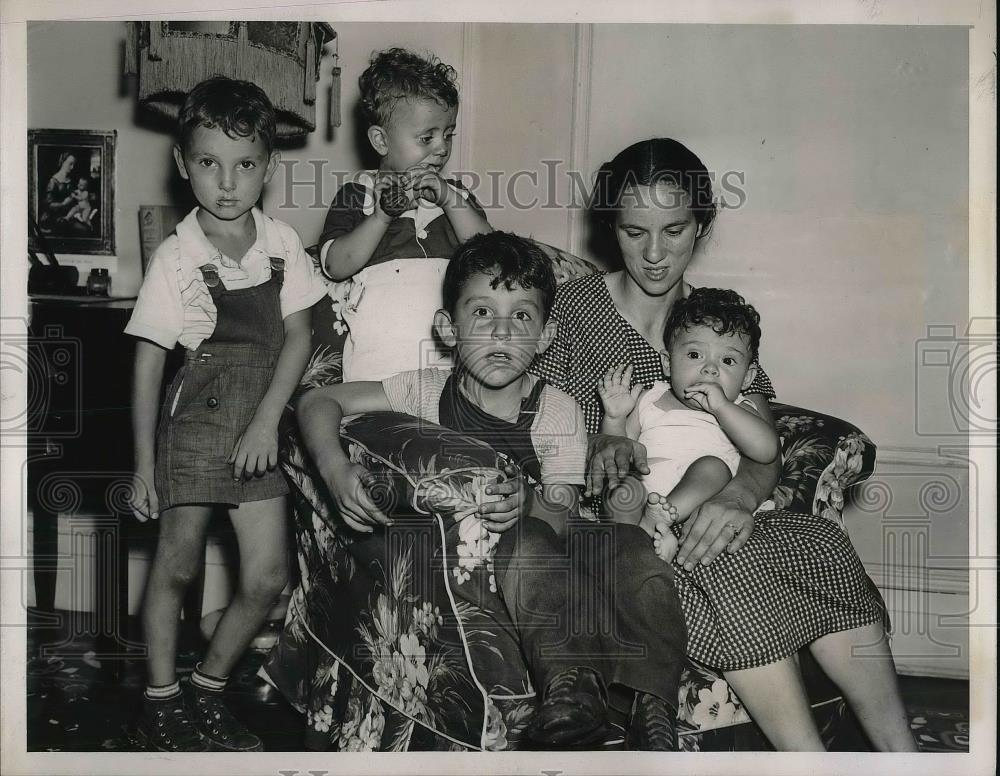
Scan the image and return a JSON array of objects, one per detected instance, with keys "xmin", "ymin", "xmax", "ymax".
[{"xmin": 28, "ymin": 128, "xmax": 115, "ymax": 255}]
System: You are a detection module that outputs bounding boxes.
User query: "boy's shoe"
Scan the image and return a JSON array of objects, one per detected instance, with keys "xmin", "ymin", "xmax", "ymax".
[
  {"xmin": 526, "ymin": 666, "xmax": 609, "ymax": 747},
  {"xmin": 135, "ymin": 693, "xmax": 209, "ymax": 752},
  {"xmin": 185, "ymin": 684, "xmax": 264, "ymax": 752},
  {"xmin": 625, "ymin": 691, "xmax": 678, "ymax": 751}
]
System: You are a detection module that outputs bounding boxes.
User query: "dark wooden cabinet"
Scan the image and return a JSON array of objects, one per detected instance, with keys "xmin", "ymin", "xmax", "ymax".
[
  {"xmin": 29, "ymin": 297, "xmax": 137, "ymax": 481},
  {"xmin": 28, "ymin": 296, "xmax": 141, "ymax": 673}
]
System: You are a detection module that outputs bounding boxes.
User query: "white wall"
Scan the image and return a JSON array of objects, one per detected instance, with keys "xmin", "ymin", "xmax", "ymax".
[
  {"xmin": 462, "ymin": 23, "xmax": 580, "ymax": 247},
  {"xmin": 845, "ymin": 451, "xmax": 971, "ymax": 678}
]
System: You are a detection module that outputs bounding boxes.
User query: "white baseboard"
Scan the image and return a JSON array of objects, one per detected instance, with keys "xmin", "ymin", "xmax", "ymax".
[
  {"xmin": 865, "ymin": 561, "xmax": 970, "ymax": 679},
  {"xmin": 874, "ymin": 446, "xmax": 972, "ymax": 469},
  {"xmin": 847, "ymin": 444, "xmax": 973, "ymax": 679}
]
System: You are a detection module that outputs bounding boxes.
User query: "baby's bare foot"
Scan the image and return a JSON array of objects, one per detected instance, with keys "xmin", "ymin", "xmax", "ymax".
[
  {"xmin": 642, "ymin": 493, "xmax": 679, "ymax": 561},
  {"xmin": 644, "ymin": 492, "xmax": 677, "ymax": 524},
  {"xmin": 652, "ymin": 525, "xmax": 679, "ymax": 563}
]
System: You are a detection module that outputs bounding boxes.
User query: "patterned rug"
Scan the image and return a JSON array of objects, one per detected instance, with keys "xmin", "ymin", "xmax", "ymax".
[
  {"xmin": 25, "ymin": 615, "xmax": 971, "ymax": 753},
  {"xmin": 908, "ymin": 708, "xmax": 970, "ymax": 752},
  {"xmin": 26, "ymin": 620, "xmax": 298, "ymax": 752}
]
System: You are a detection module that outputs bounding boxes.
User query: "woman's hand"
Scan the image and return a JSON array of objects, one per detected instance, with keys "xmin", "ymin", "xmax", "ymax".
[
  {"xmin": 129, "ymin": 468, "xmax": 159, "ymax": 522},
  {"xmin": 597, "ymin": 363, "xmax": 643, "ymax": 420},
  {"xmin": 323, "ymin": 461, "xmax": 392, "ymax": 533},
  {"xmin": 476, "ymin": 465, "xmax": 526, "ymax": 533},
  {"xmin": 228, "ymin": 419, "xmax": 279, "ymax": 480},
  {"xmin": 675, "ymin": 494, "xmax": 754, "ymax": 570},
  {"xmin": 585, "ymin": 434, "xmax": 650, "ymax": 497}
]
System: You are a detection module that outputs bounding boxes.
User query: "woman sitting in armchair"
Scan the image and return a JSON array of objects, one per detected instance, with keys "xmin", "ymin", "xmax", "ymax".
[{"xmin": 529, "ymin": 137, "xmax": 916, "ymax": 752}]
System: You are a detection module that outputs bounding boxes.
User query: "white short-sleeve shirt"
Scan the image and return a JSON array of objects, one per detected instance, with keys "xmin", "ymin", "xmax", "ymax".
[{"xmin": 125, "ymin": 207, "xmax": 327, "ymax": 350}]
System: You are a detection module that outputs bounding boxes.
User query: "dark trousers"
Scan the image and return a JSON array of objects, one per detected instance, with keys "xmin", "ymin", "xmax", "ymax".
[{"xmin": 493, "ymin": 519, "xmax": 686, "ymax": 712}]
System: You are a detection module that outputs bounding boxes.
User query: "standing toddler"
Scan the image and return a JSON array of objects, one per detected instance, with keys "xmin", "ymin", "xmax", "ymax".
[{"xmin": 319, "ymin": 47, "xmax": 492, "ymax": 381}]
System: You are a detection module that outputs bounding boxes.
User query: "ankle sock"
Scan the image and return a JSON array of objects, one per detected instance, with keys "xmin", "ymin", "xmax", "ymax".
[
  {"xmin": 190, "ymin": 664, "xmax": 228, "ymax": 693},
  {"xmin": 144, "ymin": 681, "xmax": 181, "ymax": 701}
]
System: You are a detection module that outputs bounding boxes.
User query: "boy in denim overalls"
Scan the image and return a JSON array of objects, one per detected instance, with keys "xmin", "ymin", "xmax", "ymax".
[{"xmin": 126, "ymin": 76, "xmax": 326, "ymax": 751}]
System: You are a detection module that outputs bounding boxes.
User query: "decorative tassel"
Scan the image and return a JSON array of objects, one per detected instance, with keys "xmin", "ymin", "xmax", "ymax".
[
  {"xmin": 329, "ymin": 65, "xmax": 341, "ymax": 129},
  {"xmin": 147, "ymin": 20, "xmax": 163, "ymax": 61},
  {"xmin": 304, "ymin": 32, "xmax": 316, "ymax": 103},
  {"xmin": 123, "ymin": 21, "xmax": 138, "ymax": 76}
]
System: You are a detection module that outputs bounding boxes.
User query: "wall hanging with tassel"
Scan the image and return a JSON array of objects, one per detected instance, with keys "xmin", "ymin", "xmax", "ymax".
[{"xmin": 123, "ymin": 21, "xmax": 336, "ymax": 138}]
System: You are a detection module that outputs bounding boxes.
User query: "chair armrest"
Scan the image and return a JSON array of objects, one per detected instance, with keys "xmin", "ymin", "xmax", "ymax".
[
  {"xmin": 769, "ymin": 403, "xmax": 876, "ymax": 532},
  {"xmin": 280, "ymin": 409, "xmax": 510, "ymax": 530}
]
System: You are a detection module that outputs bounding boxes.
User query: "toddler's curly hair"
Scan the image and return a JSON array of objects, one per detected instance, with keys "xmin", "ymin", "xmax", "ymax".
[
  {"xmin": 359, "ymin": 48, "xmax": 459, "ymax": 127},
  {"xmin": 664, "ymin": 287, "xmax": 762, "ymax": 359}
]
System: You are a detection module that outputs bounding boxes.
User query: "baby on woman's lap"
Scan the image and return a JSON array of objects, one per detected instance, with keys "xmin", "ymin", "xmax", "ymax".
[{"xmin": 598, "ymin": 287, "xmax": 779, "ymax": 562}]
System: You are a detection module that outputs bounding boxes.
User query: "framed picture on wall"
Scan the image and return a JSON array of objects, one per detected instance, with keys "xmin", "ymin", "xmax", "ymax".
[{"xmin": 28, "ymin": 128, "xmax": 116, "ymax": 256}]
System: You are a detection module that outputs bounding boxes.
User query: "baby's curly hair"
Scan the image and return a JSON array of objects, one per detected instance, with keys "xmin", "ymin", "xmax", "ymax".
[
  {"xmin": 359, "ymin": 48, "xmax": 459, "ymax": 127},
  {"xmin": 664, "ymin": 287, "xmax": 762, "ymax": 359}
]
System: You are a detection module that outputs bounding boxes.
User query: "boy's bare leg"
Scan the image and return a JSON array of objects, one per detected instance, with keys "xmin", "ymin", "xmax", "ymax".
[
  {"xmin": 142, "ymin": 504, "xmax": 214, "ymax": 686},
  {"xmin": 171, "ymin": 497, "xmax": 286, "ymax": 753},
  {"xmin": 640, "ymin": 456, "xmax": 732, "ymax": 561},
  {"xmin": 199, "ymin": 496, "xmax": 288, "ymax": 678}
]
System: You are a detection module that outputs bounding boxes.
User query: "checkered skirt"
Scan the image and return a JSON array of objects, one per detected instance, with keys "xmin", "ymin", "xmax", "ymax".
[{"xmin": 674, "ymin": 509, "xmax": 884, "ymax": 670}]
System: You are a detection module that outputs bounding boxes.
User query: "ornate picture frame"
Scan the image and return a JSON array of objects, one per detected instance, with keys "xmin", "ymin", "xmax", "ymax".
[{"xmin": 28, "ymin": 129, "xmax": 116, "ymax": 256}]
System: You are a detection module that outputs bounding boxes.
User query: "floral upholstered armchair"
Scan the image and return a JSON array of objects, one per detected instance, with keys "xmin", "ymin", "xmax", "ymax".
[{"xmin": 260, "ymin": 242, "xmax": 878, "ymax": 752}]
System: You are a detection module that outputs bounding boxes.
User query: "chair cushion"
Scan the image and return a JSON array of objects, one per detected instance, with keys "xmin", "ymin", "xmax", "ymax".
[{"xmin": 272, "ymin": 409, "xmax": 539, "ymax": 751}]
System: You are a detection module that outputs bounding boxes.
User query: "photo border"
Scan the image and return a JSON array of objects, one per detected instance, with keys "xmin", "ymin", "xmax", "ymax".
[{"xmin": 1, "ymin": 2, "xmax": 995, "ymax": 776}]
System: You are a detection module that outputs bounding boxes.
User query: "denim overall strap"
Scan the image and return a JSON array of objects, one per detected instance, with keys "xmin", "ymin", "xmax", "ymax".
[
  {"xmin": 437, "ymin": 373, "xmax": 546, "ymax": 482},
  {"xmin": 196, "ymin": 259, "xmax": 284, "ymax": 350},
  {"xmin": 436, "ymin": 374, "xmax": 616, "ymax": 696}
]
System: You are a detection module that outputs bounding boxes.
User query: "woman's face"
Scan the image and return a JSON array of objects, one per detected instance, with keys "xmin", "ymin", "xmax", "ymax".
[
  {"xmin": 60, "ymin": 155, "xmax": 76, "ymax": 175},
  {"xmin": 614, "ymin": 182, "xmax": 701, "ymax": 297}
]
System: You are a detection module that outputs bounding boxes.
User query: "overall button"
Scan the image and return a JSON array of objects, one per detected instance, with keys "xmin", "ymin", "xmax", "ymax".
[{"xmin": 206, "ymin": 397, "xmax": 219, "ymax": 409}]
